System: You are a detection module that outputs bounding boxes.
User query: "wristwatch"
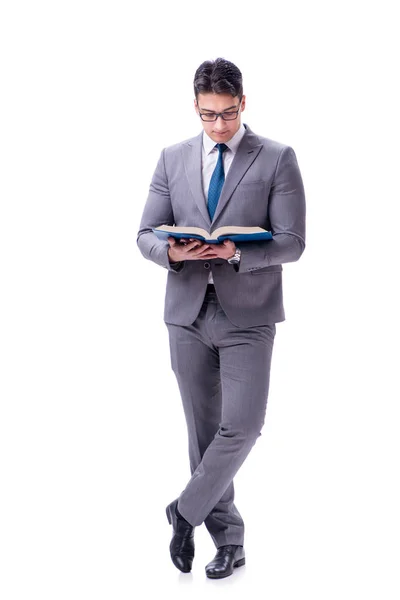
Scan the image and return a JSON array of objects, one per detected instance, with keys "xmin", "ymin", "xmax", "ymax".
[{"xmin": 227, "ymin": 247, "xmax": 241, "ymax": 264}]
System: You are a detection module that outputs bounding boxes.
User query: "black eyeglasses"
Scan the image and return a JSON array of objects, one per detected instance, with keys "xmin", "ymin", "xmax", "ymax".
[{"xmin": 198, "ymin": 103, "xmax": 241, "ymax": 122}]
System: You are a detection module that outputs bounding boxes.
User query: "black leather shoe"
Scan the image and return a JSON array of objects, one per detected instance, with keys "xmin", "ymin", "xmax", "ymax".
[
  {"xmin": 165, "ymin": 499, "xmax": 195, "ymax": 573},
  {"xmin": 205, "ymin": 544, "xmax": 245, "ymax": 579}
]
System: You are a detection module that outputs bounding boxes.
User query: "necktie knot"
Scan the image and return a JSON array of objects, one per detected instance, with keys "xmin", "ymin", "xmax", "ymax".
[{"xmin": 216, "ymin": 143, "xmax": 228, "ymax": 153}]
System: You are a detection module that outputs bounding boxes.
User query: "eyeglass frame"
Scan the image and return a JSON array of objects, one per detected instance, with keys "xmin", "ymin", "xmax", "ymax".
[{"xmin": 197, "ymin": 99, "xmax": 243, "ymax": 122}]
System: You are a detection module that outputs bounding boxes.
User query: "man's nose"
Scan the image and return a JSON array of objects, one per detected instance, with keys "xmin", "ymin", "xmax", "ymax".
[{"xmin": 214, "ymin": 115, "xmax": 226, "ymax": 129}]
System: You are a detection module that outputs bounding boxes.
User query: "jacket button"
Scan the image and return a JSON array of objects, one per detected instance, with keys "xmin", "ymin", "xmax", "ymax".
[{"xmin": 204, "ymin": 262, "xmax": 210, "ymax": 269}]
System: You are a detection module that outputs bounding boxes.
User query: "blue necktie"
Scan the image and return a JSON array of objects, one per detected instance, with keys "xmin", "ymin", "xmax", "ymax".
[{"xmin": 207, "ymin": 143, "xmax": 228, "ymax": 220}]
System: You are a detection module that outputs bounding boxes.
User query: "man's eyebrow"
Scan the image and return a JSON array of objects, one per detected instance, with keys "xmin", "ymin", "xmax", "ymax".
[{"xmin": 199, "ymin": 104, "xmax": 237, "ymax": 112}]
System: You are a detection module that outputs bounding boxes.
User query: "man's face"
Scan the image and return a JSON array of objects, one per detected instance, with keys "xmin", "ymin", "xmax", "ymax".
[{"xmin": 194, "ymin": 93, "xmax": 246, "ymax": 144}]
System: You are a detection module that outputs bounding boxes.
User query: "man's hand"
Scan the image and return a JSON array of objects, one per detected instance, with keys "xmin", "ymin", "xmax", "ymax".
[
  {"xmin": 206, "ymin": 239, "xmax": 236, "ymax": 260},
  {"xmin": 167, "ymin": 237, "xmax": 236, "ymax": 262}
]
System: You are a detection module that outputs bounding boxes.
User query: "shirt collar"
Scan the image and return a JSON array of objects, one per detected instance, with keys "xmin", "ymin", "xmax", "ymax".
[{"xmin": 203, "ymin": 123, "xmax": 246, "ymax": 156}]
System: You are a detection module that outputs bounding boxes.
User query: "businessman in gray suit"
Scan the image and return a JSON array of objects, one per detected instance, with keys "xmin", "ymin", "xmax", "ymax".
[{"xmin": 137, "ymin": 57, "xmax": 306, "ymax": 579}]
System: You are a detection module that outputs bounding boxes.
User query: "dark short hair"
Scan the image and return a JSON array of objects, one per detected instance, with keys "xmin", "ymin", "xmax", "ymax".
[{"xmin": 193, "ymin": 58, "xmax": 243, "ymax": 100}]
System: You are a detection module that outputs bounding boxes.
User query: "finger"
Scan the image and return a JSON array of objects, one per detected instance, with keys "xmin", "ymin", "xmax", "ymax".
[
  {"xmin": 189, "ymin": 241, "xmax": 207, "ymax": 251},
  {"xmin": 196, "ymin": 251, "xmax": 217, "ymax": 259},
  {"xmin": 193, "ymin": 246, "xmax": 211, "ymax": 254}
]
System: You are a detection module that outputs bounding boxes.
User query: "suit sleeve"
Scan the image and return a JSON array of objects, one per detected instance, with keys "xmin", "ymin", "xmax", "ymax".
[
  {"xmin": 235, "ymin": 146, "xmax": 306, "ymax": 272},
  {"xmin": 136, "ymin": 148, "xmax": 185, "ymax": 272}
]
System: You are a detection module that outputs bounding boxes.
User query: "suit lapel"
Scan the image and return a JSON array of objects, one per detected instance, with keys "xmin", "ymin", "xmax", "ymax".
[
  {"xmin": 182, "ymin": 132, "xmax": 212, "ymax": 228},
  {"xmin": 211, "ymin": 125, "xmax": 263, "ymax": 226}
]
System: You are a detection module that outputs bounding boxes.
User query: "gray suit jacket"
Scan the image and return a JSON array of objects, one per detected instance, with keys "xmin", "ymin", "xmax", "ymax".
[{"xmin": 136, "ymin": 123, "xmax": 306, "ymax": 327}]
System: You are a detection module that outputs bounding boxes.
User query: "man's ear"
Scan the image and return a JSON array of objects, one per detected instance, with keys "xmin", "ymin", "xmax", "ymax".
[
  {"xmin": 241, "ymin": 94, "xmax": 246, "ymax": 112},
  {"xmin": 194, "ymin": 98, "xmax": 199, "ymax": 114}
]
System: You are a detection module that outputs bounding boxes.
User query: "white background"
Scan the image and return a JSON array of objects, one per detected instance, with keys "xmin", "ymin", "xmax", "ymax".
[{"xmin": 1, "ymin": 1, "xmax": 399, "ymax": 598}]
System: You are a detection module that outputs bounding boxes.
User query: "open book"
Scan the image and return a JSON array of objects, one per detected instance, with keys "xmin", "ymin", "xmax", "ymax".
[{"xmin": 152, "ymin": 225, "xmax": 272, "ymax": 244}]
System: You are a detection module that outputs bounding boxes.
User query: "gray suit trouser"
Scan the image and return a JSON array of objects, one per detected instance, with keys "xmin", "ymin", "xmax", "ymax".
[{"xmin": 165, "ymin": 284, "xmax": 276, "ymax": 549}]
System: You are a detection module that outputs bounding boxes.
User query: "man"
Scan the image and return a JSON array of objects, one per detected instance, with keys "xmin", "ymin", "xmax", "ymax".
[{"xmin": 136, "ymin": 58, "xmax": 306, "ymax": 579}]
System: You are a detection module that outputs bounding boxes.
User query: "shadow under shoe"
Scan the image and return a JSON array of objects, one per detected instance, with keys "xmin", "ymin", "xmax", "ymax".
[
  {"xmin": 205, "ymin": 544, "xmax": 246, "ymax": 579},
  {"xmin": 165, "ymin": 499, "xmax": 195, "ymax": 573}
]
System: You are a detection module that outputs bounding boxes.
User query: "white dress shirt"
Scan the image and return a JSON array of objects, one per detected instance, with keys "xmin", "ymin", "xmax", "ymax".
[{"xmin": 202, "ymin": 123, "xmax": 246, "ymax": 283}]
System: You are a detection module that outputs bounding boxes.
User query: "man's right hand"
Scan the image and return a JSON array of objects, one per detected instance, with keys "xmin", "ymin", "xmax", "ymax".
[{"xmin": 167, "ymin": 237, "xmax": 218, "ymax": 262}]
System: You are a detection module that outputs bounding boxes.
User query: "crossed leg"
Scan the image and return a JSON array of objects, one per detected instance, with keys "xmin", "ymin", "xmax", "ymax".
[{"xmin": 166, "ymin": 296, "xmax": 275, "ymax": 547}]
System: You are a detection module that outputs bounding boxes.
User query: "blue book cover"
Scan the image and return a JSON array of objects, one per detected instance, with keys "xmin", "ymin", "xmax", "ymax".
[{"xmin": 152, "ymin": 225, "xmax": 272, "ymax": 244}]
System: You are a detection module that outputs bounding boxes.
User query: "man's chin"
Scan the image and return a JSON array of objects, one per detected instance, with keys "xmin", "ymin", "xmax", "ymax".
[{"xmin": 211, "ymin": 132, "xmax": 231, "ymax": 142}]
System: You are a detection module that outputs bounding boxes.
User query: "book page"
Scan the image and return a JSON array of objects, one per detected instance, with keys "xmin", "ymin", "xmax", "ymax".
[
  {"xmin": 157, "ymin": 225, "xmax": 209, "ymax": 237},
  {"xmin": 212, "ymin": 226, "xmax": 267, "ymax": 236}
]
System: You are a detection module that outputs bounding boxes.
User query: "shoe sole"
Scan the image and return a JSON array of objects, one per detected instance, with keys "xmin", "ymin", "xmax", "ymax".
[{"xmin": 206, "ymin": 557, "xmax": 246, "ymax": 579}]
